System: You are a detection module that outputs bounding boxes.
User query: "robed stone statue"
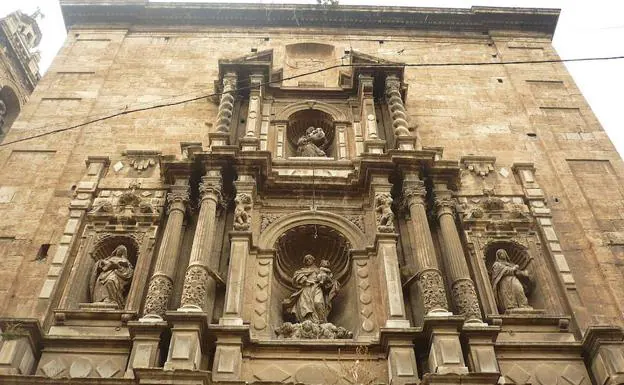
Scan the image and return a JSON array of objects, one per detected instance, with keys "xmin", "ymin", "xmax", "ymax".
[
  {"xmin": 89, "ymin": 245, "xmax": 134, "ymax": 308},
  {"xmin": 491, "ymin": 248, "xmax": 533, "ymax": 313}
]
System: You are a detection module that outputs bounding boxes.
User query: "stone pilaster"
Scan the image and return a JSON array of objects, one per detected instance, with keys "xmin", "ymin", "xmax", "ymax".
[
  {"xmin": 209, "ymin": 72, "xmax": 237, "ymax": 147},
  {"xmin": 359, "ymin": 74, "xmax": 385, "ymax": 154},
  {"xmin": 385, "ymin": 75, "xmax": 416, "ymax": 150},
  {"xmin": 434, "ymin": 185, "xmax": 483, "ymax": 323},
  {"xmin": 179, "ymin": 169, "xmax": 222, "ymax": 317},
  {"xmin": 402, "ymin": 172, "xmax": 450, "ymax": 316},
  {"xmin": 371, "ymin": 175, "xmax": 410, "ymax": 328},
  {"xmin": 240, "ymin": 73, "xmax": 262, "ymax": 151},
  {"xmin": 142, "ymin": 182, "xmax": 189, "ymax": 319},
  {"xmin": 221, "ymin": 173, "xmax": 255, "ymax": 326}
]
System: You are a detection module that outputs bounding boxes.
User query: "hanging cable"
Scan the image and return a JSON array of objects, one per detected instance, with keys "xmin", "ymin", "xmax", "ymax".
[{"xmin": 1, "ymin": 54, "xmax": 623, "ymax": 147}]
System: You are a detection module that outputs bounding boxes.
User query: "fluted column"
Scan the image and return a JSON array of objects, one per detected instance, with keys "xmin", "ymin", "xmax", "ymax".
[
  {"xmin": 385, "ymin": 75, "xmax": 416, "ymax": 150},
  {"xmin": 402, "ymin": 172, "xmax": 450, "ymax": 315},
  {"xmin": 142, "ymin": 184, "xmax": 189, "ymax": 319},
  {"xmin": 209, "ymin": 72, "xmax": 237, "ymax": 147},
  {"xmin": 434, "ymin": 186, "xmax": 483, "ymax": 323},
  {"xmin": 179, "ymin": 169, "xmax": 222, "ymax": 317},
  {"xmin": 359, "ymin": 74, "xmax": 385, "ymax": 154}
]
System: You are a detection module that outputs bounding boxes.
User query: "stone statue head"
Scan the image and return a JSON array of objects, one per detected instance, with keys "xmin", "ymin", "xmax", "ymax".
[
  {"xmin": 305, "ymin": 126, "xmax": 325, "ymax": 142},
  {"xmin": 113, "ymin": 245, "xmax": 128, "ymax": 258},
  {"xmin": 303, "ymin": 254, "xmax": 315, "ymax": 266},
  {"xmin": 496, "ymin": 249, "xmax": 510, "ymax": 262}
]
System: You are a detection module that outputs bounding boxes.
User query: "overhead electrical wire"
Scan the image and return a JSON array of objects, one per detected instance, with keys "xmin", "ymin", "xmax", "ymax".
[{"xmin": 1, "ymin": 55, "xmax": 623, "ymax": 148}]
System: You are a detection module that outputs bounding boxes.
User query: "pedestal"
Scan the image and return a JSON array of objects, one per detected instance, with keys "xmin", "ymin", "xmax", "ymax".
[
  {"xmin": 208, "ymin": 131, "xmax": 230, "ymax": 147},
  {"xmin": 125, "ymin": 321, "xmax": 168, "ymax": 378},
  {"xmin": 381, "ymin": 328, "xmax": 420, "ymax": 385},
  {"xmin": 461, "ymin": 323, "xmax": 500, "ymax": 374},
  {"xmin": 583, "ymin": 326, "xmax": 624, "ymax": 385},
  {"xmin": 211, "ymin": 325, "xmax": 249, "ymax": 382},
  {"xmin": 424, "ymin": 316, "xmax": 469, "ymax": 375},
  {"xmin": 395, "ymin": 135, "xmax": 417, "ymax": 151},
  {"xmin": 0, "ymin": 318, "xmax": 42, "ymax": 375},
  {"xmin": 163, "ymin": 312, "xmax": 209, "ymax": 371}
]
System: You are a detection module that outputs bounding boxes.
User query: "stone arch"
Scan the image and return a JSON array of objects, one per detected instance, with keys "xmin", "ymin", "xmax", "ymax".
[
  {"xmin": 483, "ymin": 239, "xmax": 532, "ymax": 273},
  {"xmin": 0, "ymin": 84, "xmax": 22, "ymax": 138},
  {"xmin": 275, "ymin": 100, "xmax": 348, "ymax": 122},
  {"xmin": 259, "ymin": 210, "xmax": 366, "ymax": 251}
]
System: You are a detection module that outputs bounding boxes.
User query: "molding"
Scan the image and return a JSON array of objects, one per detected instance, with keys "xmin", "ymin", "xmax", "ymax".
[{"xmin": 60, "ymin": 2, "xmax": 560, "ymax": 38}]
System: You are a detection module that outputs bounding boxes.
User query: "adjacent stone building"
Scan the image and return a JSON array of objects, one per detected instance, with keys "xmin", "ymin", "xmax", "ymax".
[
  {"xmin": 0, "ymin": 1, "xmax": 622, "ymax": 384},
  {"xmin": 0, "ymin": 9, "xmax": 42, "ymax": 140}
]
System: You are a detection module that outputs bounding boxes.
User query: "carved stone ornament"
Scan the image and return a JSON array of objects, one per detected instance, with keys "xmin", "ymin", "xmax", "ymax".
[
  {"xmin": 233, "ymin": 193, "xmax": 252, "ymax": 231},
  {"xmin": 419, "ymin": 269, "xmax": 449, "ymax": 314},
  {"xmin": 260, "ymin": 213, "xmax": 282, "ymax": 232},
  {"xmin": 199, "ymin": 177, "xmax": 223, "ymax": 203},
  {"xmin": 89, "ymin": 245, "xmax": 134, "ymax": 309},
  {"xmin": 403, "ymin": 180, "xmax": 426, "ymax": 205},
  {"xmin": 143, "ymin": 275, "xmax": 173, "ymax": 318},
  {"xmin": 385, "ymin": 76, "xmax": 411, "ymax": 137},
  {"xmin": 491, "ymin": 249, "xmax": 533, "ymax": 314},
  {"xmin": 296, "ymin": 126, "xmax": 329, "ymax": 157},
  {"xmin": 375, "ymin": 193, "xmax": 395, "ymax": 233},
  {"xmin": 435, "ymin": 196, "xmax": 456, "ymax": 217},
  {"xmin": 278, "ymin": 254, "xmax": 352, "ymax": 339},
  {"xmin": 451, "ymin": 279, "xmax": 482, "ymax": 320},
  {"xmin": 180, "ymin": 265, "xmax": 210, "ymax": 309}
]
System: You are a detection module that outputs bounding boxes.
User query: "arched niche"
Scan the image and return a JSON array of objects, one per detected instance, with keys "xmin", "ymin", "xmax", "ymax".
[
  {"xmin": 484, "ymin": 240, "xmax": 547, "ymax": 313},
  {"xmin": 275, "ymin": 100, "xmax": 347, "ymax": 122},
  {"xmin": 287, "ymin": 109, "xmax": 335, "ymax": 157},
  {"xmin": 0, "ymin": 86, "xmax": 21, "ymax": 139},
  {"xmin": 260, "ymin": 211, "xmax": 366, "ymax": 338}
]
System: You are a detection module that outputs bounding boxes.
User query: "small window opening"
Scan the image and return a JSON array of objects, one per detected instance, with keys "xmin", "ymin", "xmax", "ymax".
[
  {"xmin": 36, "ymin": 244, "xmax": 50, "ymax": 261},
  {"xmin": 379, "ymin": 40, "xmax": 384, "ymax": 44},
  {"xmin": 553, "ymin": 197, "xmax": 560, "ymax": 203},
  {"xmin": 240, "ymin": 118, "xmax": 246, "ymax": 124},
  {"xmin": 491, "ymin": 54, "xmax": 497, "ymax": 58},
  {"xmin": 264, "ymin": 37, "xmax": 270, "ymax": 42},
  {"xmin": 527, "ymin": 133, "xmax": 537, "ymax": 138},
  {"xmin": 251, "ymin": 47, "xmax": 258, "ymax": 53},
  {"xmin": 344, "ymin": 49, "xmax": 350, "ymax": 54},
  {"xmin": 497, "ymin": 78, "xmax": 503, "ymax": 83}
]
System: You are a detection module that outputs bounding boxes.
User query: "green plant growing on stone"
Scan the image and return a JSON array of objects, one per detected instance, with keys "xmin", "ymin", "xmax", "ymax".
[
  {"xmin": 325, "ymin": 346, "xmax": 380, "ymax": 385},
  {"xmin": 0, "ymin": 322, "xmax": 26, "ymax": 341},
  {"xmin": 317, "ymin": 0, "xmax": 340, "ymax": 8}
]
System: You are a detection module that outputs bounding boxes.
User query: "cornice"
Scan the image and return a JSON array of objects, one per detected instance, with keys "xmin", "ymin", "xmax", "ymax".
[{"xmin": 60, "ymin": 2, "xmax": 560, "ymax": 38}]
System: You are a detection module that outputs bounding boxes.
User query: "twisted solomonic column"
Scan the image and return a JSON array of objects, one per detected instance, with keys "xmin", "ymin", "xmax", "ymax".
[
  {"xmin": 385, "ymin": 75, "xmax": 411, "ymax": 138},
  {"xmin": 215, "ymin": 73, "xmax": 237, "ymax": 133},
  {"xmin": 142, "ymin": 185, "xmax": 189, "ymax": 319},
  {"xmin": 179, "ymin": 170, "xmax": 223, "ymax": 316},
  {"xmin": 434, "ymin": 190, "xmax": 483, "ymax": 323},
  {"xmin": 402, "ymin": 174, "xmax": 450, "ymax": 315}
]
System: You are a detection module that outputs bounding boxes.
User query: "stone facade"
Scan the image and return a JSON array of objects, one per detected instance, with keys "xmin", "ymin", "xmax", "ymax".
[
  {"xmin": 0, "ymin": 9, "xmax": 41, "ymax": 140},
  {"xmin": 0, "ymin": 2, "xmax": 622, "ymax": 384}
]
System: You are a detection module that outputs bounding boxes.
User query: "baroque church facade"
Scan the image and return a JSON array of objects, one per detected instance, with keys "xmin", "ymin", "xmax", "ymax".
[{"xmin": 0, "ymin": 2, "xmax": 622, "ymax": 385}]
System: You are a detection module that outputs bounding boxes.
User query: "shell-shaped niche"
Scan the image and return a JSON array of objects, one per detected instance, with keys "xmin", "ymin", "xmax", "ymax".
[
  {"xmin": 287, "ymin": 109, "xmax": 335, "ymax": 157},
  {"xmin": 91, "ymin": 235, "xmax": 139, "ymax": 266},
  {"xmin": 274, "ymin": 224, "xmax": 351, "ymax": 290}
]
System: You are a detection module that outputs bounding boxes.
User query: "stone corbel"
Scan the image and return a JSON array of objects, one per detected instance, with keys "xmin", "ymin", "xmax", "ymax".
[
  {"xmin": 582, "ymin": 326, "xmax": 624, "ymax": 385},
  {"xmin": 461, "ymin": 156, "xmax": 496, "ymax": 178},
  {"xmin": 0, "ymin": 318, "xmax": 43, "ymax": 375}
]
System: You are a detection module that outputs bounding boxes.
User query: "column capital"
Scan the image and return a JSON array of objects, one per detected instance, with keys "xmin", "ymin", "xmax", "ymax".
[
  {"xmin": 403, "ymin": 179, "xmax": 427, "ymax": 208},
  {"xmin": 223, "ymin": 71, "xmax": 238, "ymax": 89},
  {"xmin": 434, "ymin": 188, "xmax": 456, "ymax": 218},
  {"xmin": 166, "ymin": 186, "xmax": 189, "ymax": 214},
  {"xmin": 199, "ymin": 172, "xmax": 223, "ymax": 203},
  {"xmin": 384, "ymin": 74, "xmax": 402, "ymax": 93}
]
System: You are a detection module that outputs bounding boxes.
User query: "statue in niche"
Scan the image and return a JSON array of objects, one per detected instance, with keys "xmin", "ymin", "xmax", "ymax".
[
  {"xmin": 89, "ymin": 245, "xmax": 134, "ymax": 309},
  {"xmin": 277, "ymin": 255, "xmax": 352, "ymax": 339},
  {"xmin": 233, "ymin": 193, "xmax": 252, "ymax": 231},
  {"xmin": 375, "ymin": 193, "xmax": 395, "ymax": 233},
  {"xmin": 491, "ymin": 249, "xmax": 533, "ymax": 313},
  {"xmin": 296, "ymin": 126, "xmax": 328, "ymax": 157}
]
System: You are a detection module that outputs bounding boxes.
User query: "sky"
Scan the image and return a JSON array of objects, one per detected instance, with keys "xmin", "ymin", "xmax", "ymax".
[{"xmin": 1, "ymin": 0, "xmax": 623, "ymax": 156}]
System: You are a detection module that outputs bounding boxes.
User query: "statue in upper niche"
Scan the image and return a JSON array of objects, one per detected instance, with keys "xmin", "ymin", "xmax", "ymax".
[
  {"xmin": 89, "ymin": 245, "xmax": 134, "ymax": 308},
  {"xmin": 491, "ymin": 249, "xmax": 533, "ymax": 313},
  {"xmin": 296, "ymin": 126, "xmax": 328, "ymax": 157}
]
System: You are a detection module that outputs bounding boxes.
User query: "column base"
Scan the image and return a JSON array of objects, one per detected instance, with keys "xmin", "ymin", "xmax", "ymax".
[
  {"xmin": 0, "ymin": 318, "xmax": 42, "ymax": 375},
  {"xmin": 364, "ymin": 138, "xmax": 386, "ymax": 154},
  {"xmin": 126, "ymin": 321, "xmax": 168, "ymax": 378},
  {"xmin": 424, "ymin": 316, "xmax": 469, "ymax": 375},
  {"xmin": 208, "ymin": 131, "xmax": 230, "ymax": 147},
  {"xmin": 211, "ymin": 325, "xmax": 249, "ymax": 382},
  {"xmin": 239, "ymin": 136, "xmax": 260, "ymax": 152},
  {"xmin": 163, "ymin": 311, "xmax": 209, "ymax": 371},
  {"xmin": 395, "ymin": 135, "xmax": 417, "ymax": 151}
]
